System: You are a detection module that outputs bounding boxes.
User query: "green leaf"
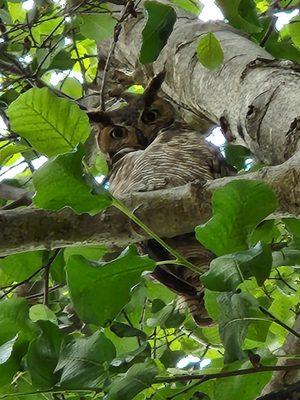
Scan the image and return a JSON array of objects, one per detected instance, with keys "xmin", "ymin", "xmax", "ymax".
[
  {"xmin": 0, "ymin": 335, "xmax": 18, "ymax": 388},
  {"xmin": 64, "ymin": 245, "xmax": 108, "ymax": 262},
  {"xmin": 110, "ymin": 322, "xmax": 147, "ymax": 340},
  {"xmin": 29, "ymin": 304, "xmax": 58, "ymax": 324},
  {"xmin": 106, "ymin": 360, "xmax": 158, "ymax": 400},
  {"xmin": 56, "ymin": 331, "xmax": 116, "ymax": 389},
  {"xmin": 32, "ymin": 146, "xmax": 112, "ymax": 215},
  {"xmin": 289, "ymin": 16, "xmax": 300, "ymax": 48},
  {"xmin": 195, "ymin": 180, "xmax": 278, "ymax": 256},
  {"xmin": 250, "ymin": 220, "xmax": 280, "ymax": 246},
  {"xmin": 31, "ymin": 17, "xmax": 64, "ymax": 45},
  {"xmin": 170, "ymin": 0, "xmax": 201, "ymax": 15},
  {"xmin": 196, "ymin": 33, "xmax": 224, "ymax": 70},
  {"xmin": 218, "ymin": 292, "xmax": 259, "ymax": 363},
  {"xmin": 49, "ymin": 50, "xmax": 76, "ymax": 70},
  {"xmin": 0, "ymin": 251, "xmax": 43, "ymax": 286},
  {"xmin": 201, "ymin": 242, "xmax": 272, "ymax": 291},
  {"xmin": 273, "ymin": 249, "xmax": 300, "ymax": 267},
  {"xmin": 252, "ymin": 17, "xmax": 300, "ymax": 63},
  {"xmin": 7, "ymin": 2, "xmax": 26, "ymax": 23},
  {"xmin": 110, "ymin": 342, "xmax": 151, "ymax": 371},
  {"xmin": 224, "ymin": 144, "xmax": 251, "ymax": 171},
  {"xmin": 66, "ymin": 247, "xmax": 155, "ymax": 326},
  {"xmin": 7, "ymin": 87, "xmax": 90, "ymax": 157},
  {"xmin": 140, "ymin": 1, "xmax": 176, "ymax": 64},
  {"xmin": 0, "ymin": 298, "xmax": 35, "ymax": 386},
  {"xmin": 284, "ymin": 218, "xmax": 300, "ymax": 248},
  {"xmin": 0, "ymin": 335, "xmax": 18, "ymax": 365},
  {"xmin": 58, "ymin": 77, "xmax": 83, "ymax": 100},
  {"xmin": 0, "ymin": 143, "xmax": 29, "ymax": 166},
  {"xmin": 147, "ymin": 304, "xmax": 185, "ymax": 328},
  {"xmin": 160, "ymin": 349, "xmax": 186, "ymax": 368},
  {"xmin": 216, "ymin": 0, "xmax": 261, "ymax": 33},
  {"xmin": 213, "ymin": 359, "xmax": 274, "ymax": 400},
  {"xmin": 79, "ymin": 14, "xmax": 116, "ymax": 42},
  {"xmin": 27, "ymin": 321, "xmax": 64, "ymax": 389}
]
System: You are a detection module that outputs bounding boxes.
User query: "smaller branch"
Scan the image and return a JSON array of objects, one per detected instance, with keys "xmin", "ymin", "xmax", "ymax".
[
  {"xmin": 260, "ymin": 16, "xmax": 277, "ymax": 47},
  {"xmin": 154, "ymin": 364, "xmax": 300, "ymax": 384},
  {"xmin": 99, "ymin": 0, "xmax": 136, "ymax": 110},
  {"xmin": 259, "ymin": 307, "xmax": 300, "ymax": 339},
  {"xmin": 26, "ymin": 284, "xmax": 63, "ymax": 301},
  {"xmin": 0, "ymin": 249, "xmax": 60, "ymax": 300}
]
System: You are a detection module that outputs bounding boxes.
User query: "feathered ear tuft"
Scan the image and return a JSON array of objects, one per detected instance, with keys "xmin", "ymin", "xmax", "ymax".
[
  {"xmin": 87, "ymin": 110, "xmax": 113, "ymax": 126},
  {"xmin": 143, "ymin": 70, "xmax": 166, "ymax": 107}
]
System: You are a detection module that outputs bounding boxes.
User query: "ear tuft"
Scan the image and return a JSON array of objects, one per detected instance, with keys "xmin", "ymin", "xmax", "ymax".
[
  {"xmin": 143, "ymin": 70, "xmax": 166, "ymax": 107},
  {"xmin": 87, "ymin": 110, "xmax": 112, "ymax": 126}
]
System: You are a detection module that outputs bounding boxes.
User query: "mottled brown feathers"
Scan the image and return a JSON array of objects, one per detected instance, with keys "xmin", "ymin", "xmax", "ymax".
[{"xmin": 90, "ymin": 73, "xmax": 235, "ymax": 326}]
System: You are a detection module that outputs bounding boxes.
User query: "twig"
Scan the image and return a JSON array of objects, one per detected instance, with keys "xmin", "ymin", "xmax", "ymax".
[
  {"xmin": 99, "ymin": 0, "xmax": 136, "ymax": 110},
  {"xmin": 0, "ymin": 249, "xmax": 60, "ymax": 300},
  {"xmin": 26, "ymin": 284, "xmax": 63, "ymax": 300},
  {"xmin": 259, "ymin": 307, "xmax": 300, "ymax": 339},
  {"xmin": 154, "ymin": 364, "xmax": 300, "ymax": 384},
  {"xmin": 260, "ymin": 16, "xmax": 277, "ymax": 47}
]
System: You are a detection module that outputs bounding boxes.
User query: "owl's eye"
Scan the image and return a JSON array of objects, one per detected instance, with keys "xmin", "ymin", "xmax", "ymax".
[
  {"xmin": 110, "ymin": 126, "xmax": 127, "ymax": 139},
  {"xmin": 141, "ymin": 109, "xmax": 160, "ymax": 124}
]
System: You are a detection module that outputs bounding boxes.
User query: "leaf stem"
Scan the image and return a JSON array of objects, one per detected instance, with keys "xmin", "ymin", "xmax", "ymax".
[{"xmin": 112, "ymin": 197, "xmax": 200, "ymax": 273}]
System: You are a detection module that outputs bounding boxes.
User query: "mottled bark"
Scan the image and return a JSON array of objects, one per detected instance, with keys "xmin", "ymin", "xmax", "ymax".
[
  {"xmin": 103, "ymin": 6, "xmax": 300, "ymax": 165},
  {"xmin": 0, "ymin": 153, "xmax": 299, "ymax": 256}
]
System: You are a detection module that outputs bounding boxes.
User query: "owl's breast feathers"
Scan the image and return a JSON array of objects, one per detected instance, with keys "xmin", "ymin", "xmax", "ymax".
[
  {"xmin": 108, "ymin": 124, "xmax": 235, "ymax": 197},
  {"xmin": 107, "ymin": 123, "xmax": 235, "ymax": 327}
]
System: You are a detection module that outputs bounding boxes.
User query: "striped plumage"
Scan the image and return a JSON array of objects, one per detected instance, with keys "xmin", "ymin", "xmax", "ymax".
[
  {"xmin": 108, "ymin": 124, "xmax": 235, "ymax": 326},
  {"xmin": 88, "ymin": 73, "xmax": 235, "ymax": 326}
]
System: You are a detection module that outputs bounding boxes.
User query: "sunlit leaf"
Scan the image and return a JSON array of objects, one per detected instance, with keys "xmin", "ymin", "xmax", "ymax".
[
  {"xmin": 29, "ymin": 305, "xmax": 58, "ymax": 324},
  {"xmin": 170, "ymin": 0, "xmax": 201, "ymax": 15},
  {"xmin": 196, "ymin": 32, "xmax": 224, "ymax": 70},
  {"xmin": 216, "ymin": 0, "xmax": 261, "ymax": 33},
  {"xmin": 79, "ymin": 14, "xmax": 116, "ymax": 42},
  {"xmin": 7, "ymin": 87, "xmax": 90, "ymax": 157}
]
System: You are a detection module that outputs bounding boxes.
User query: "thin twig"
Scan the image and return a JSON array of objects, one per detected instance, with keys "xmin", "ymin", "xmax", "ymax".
[
  {"xmin": 259, "ymin": 307, "xmax": 300, "ymax": 339},
  {"xmin": 154, "ymin": 364, "xmax": 300, "ymax": 384},
  {"xmin": 0, "ymin": 249, "xmax": 60, "ymax": 300},
  {"xmin": 99, "ymin": 0, "xmax": 136, "ymax": 110},
  {"xmin": 260, "ymin": 16, "xmax": 277, "ymax": 47}
]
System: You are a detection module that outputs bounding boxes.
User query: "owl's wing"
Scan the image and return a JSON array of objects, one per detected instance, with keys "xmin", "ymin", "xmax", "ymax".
[{"xmin": 109, "ymin": 127, "xmax": 235, "ymax": 197}]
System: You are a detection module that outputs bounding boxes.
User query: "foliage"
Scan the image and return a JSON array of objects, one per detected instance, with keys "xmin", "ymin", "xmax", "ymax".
[{"xmin": 0, "ymin": 0, "xmax": 299, "ymax": 399}]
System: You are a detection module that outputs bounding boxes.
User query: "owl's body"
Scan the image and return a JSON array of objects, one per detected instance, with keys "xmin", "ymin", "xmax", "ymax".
[{"xmin": 88, "ymin": 72, "xmax": 235, "ymax": 326}]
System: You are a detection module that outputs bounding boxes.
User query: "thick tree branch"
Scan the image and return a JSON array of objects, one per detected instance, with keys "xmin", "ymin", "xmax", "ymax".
[
  {"xmin": 0, "ymin": 154, "xmax": 299, "ymax": 256},
  {"xmin": 107, "ymin": 5, "xmax": 300, "ymax": 165}
]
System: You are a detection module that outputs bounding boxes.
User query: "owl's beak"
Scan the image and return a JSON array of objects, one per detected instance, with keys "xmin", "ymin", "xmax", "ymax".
[{"xmin": 136, "ymin": 131, "xmax": 148, "ymax": 148}]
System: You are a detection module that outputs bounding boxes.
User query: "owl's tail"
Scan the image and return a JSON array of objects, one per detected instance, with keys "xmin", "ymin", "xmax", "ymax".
[{"xmin": 145, "ymin": 238, "xmax": 214, "ymax": 327}]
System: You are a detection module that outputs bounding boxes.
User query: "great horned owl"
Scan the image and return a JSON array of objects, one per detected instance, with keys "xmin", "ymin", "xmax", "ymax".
[{"xmin": 88, "ymin": 72, "xmax": 235, "ymax": 326}]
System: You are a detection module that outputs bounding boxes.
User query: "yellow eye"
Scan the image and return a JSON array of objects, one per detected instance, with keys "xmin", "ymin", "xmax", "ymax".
[
  {"xmin": 110, "ymin": 126, "xmax": 127, "ymax": 139},
  {"xmin": 141, "ymin": 109, "xmax": 160, "ymax": 124}
]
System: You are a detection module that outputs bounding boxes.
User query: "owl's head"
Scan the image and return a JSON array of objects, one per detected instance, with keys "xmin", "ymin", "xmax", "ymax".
[{"xmin": 87, "ymin": 72, "xmax": 175, "ymax": 162}]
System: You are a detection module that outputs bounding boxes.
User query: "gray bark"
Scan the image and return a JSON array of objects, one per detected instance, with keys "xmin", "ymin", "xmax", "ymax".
[
  {"xmin": 104, "ymin": 7, "xmax": 300, "ymax": 165},
  {"xmin": 0, "ymin": 153, "xmax": 299, "ymax": 256}
]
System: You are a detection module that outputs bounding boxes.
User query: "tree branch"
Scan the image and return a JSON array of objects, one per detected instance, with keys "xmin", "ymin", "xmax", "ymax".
[
  {"xmin": 0, "ymin": 154, "xmax": 299, "ymax": 256},
  {"xmin": 108, "ymin": 3, "xmax": 300, "ymax": 165}
]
